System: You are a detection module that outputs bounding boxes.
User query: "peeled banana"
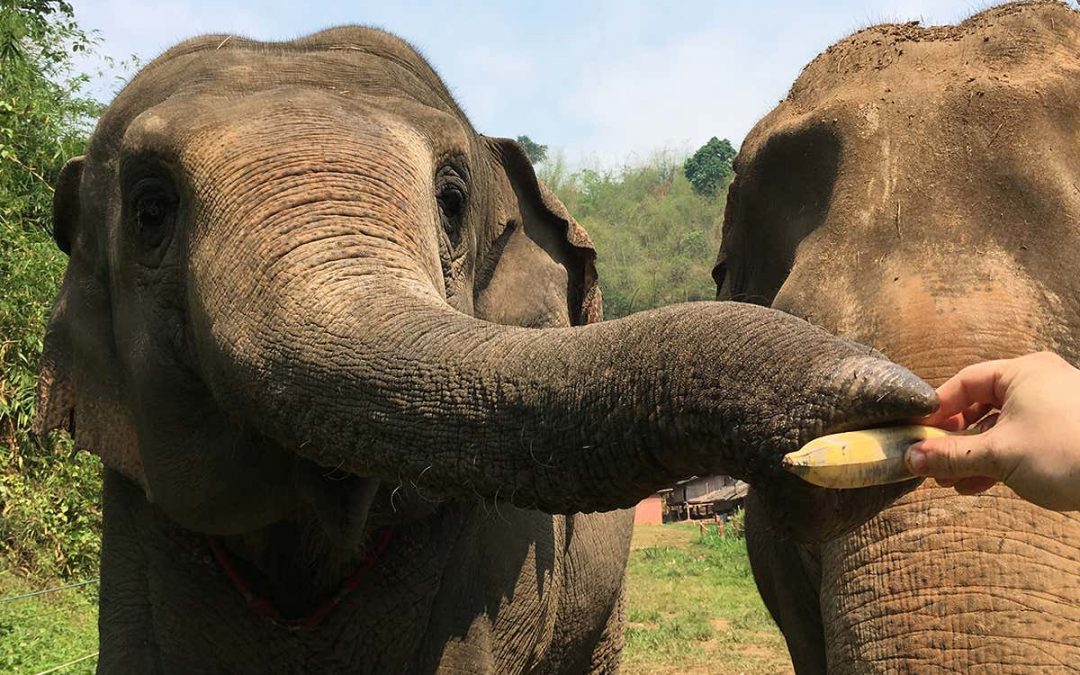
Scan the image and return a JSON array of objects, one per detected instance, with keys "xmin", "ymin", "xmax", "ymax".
[{"xmin": 781, "ymin": 425, "xmax": 965, "ymax": 489}]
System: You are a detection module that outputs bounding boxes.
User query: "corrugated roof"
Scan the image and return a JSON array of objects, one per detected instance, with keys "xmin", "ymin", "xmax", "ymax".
[{"xmin": 686, "ymin": 480, "xmax": 749, "ymax": 504}]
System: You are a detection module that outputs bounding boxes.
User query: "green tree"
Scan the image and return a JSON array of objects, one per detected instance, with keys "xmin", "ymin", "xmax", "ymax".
[
  {"xmin": 1, "ymin": 0, "xmax": 104, "ymax": 582},
  {"xmin": 683, "ymin": 137, "xmax": 736, "ymax": 196},
  {"xmin": 516, "ymin": 134, "xmax": 548, "ymax": 165},
  {"xmin": 540, "ymin": 150, "xmax": 729, "ymax": 319}
]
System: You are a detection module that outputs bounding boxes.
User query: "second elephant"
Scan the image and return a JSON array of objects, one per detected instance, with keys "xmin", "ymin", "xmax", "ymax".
[{"xmin": 717, "ymin": 2, "xmax": 1080, "ymax": 672}]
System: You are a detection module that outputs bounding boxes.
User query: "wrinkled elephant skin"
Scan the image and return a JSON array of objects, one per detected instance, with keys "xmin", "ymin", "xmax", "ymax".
[
  {"xmin": 36, "ymin": 28, "xmax": 935, "ymax": 674},
  {"xmin": 717, "ymin": 2, "xmax": 1080, "ymax": 672}
]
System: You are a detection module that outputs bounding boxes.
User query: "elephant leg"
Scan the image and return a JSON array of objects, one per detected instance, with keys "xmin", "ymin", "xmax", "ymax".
[
  {"xmin": 745, "ymin": 490, "xmax": 827, "ymax": 675},
  {"xmin": 581, "ymin": 577, "xmax": 626, "ymax": 675},
  {"xmin": 540, "ymin": 510, "xmax": 633, "ymax": 674},
  {"xmin": 97, "ymin": 469, "xmax": 163, "ymax": 675}
]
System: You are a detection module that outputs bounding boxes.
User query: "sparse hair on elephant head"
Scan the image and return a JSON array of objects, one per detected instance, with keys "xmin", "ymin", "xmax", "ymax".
[{"xmin": 35, "ymin": 26, "xmax": 934, "ymax": 545}]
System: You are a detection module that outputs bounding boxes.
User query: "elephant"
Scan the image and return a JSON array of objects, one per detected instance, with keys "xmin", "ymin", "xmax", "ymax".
[
  {"xmin": 33, "ymin": 27, "xmax": 935, "ymax": 674},
  {"xmin": 715, "ymin": 1, "xmax": 1080, "ymax": 672}
]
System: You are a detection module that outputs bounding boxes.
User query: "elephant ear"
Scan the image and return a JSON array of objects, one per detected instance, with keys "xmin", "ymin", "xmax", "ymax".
[
  {"xmin": 712, "ymin": 171, "xmax": 740, "ymax": 300},
  {"xmin": 35, "ymin": 156, "xmax": 147, "ymax": 489},
  {"xmin": 475, "ymin": 137, "xmax": 602, "ymax": 328}
]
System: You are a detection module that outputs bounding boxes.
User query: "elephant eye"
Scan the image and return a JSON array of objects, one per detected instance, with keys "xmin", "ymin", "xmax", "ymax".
[
  {"xmin": 436, "ymin": 164, "xmax": 468, "ymax": 245},
  {"xmin": 128, "ymin": 176, "xmax": 178, "ymax": 261},
  {"xmin": 437, "ymin": 184, "xmax": 465, "ymax": 221}
]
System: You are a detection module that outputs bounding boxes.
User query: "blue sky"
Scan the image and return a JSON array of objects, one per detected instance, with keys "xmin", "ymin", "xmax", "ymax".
[{"xmin": 69, "ymin": 1, "xmax": 1047, "ymax": 167}]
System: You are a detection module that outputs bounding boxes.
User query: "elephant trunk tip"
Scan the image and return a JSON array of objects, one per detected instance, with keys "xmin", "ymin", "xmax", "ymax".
[{"xmin": 832, "ymin": 355, "xmax": 939, "ymax": 431}]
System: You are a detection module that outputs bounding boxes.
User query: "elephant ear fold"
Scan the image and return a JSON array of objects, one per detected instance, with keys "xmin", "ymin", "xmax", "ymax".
[
  {"xmin": 712, "ymin": 171, "xmax": 739, "ymax": 300},
  {"xmin": 476, "ymin": 136, "xmax": 602, "ymax": 327},
  {"xmin": 35, "ymin": 156, "xmax": 147, "ymax": 488},
  {"xmin": 51, "ymin": 155, "xmax": 83, "ymax": 254},
  {"xmin": 34, "ymin": 156, "xmax": 84, "ymax": 437}
]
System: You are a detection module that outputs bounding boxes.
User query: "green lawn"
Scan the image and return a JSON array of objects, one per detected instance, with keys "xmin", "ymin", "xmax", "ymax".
[
  {"xmin": 622, "ymin": 523, "xmax": 793, "ymax": 675},
  {"xmin": 0, "ymin": 524, "xmax": 790, "ymax": 674},
  {"xmin": 0, "ymin": 573, "xmax": 98, "ymax": 675}
]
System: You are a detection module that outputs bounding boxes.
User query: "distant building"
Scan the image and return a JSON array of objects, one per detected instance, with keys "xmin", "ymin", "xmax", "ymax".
[
  {"xmin": 633, "ymin": 493, "xmax": 666, "ymax": 525},
  {"xmin": 664, "ymin": 475, "xmax": 748, "ymax": 522}
]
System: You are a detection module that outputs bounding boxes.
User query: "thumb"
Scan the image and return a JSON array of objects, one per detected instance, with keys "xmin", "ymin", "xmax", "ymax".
[{"xmin": 905, "ymin": 431, "xmax": 1007, "ymax": 482}]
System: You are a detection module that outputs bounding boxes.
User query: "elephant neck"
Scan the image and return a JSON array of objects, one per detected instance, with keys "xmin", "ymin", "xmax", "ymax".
[
  {"xmin": 208, "ymin": 527, "xmax": 394, "ymax": 630},
  {"xmin": 214, "ymin": 511, "xmax": 384, "ymax": 622},
  {"xmin": 211, "ymin": 480, "xmax": 443, "ymax": 622}
]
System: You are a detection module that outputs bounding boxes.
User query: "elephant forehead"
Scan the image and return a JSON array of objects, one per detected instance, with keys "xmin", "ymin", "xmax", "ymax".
[
  {"xmin": 134, "ymin": 26, "xmax": 461, "ymax": 114},
  {"xmin": 176, "ymin": 110, "xmax": 439, "ymax": 235},
  {"xmin": 90, "ymin": 33, "xmax": 470, "ymax": 167},
  {"xmin": 736, "ymin": 3, "xmax": 1080, "ymax": 199}
]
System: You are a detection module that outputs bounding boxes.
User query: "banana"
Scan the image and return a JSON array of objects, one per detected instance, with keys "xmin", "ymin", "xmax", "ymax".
[{"xmin": 781, "ymin": 425, "xmax": 967, "ymax": 489}]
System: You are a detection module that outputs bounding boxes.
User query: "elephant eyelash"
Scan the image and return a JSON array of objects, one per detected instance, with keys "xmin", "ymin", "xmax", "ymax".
[
  {"xmin": 437, "ymin": 184, "xmax": 466, "ymax": 220},
  {"xmin": 123, "ymin": 167, "xmax": 179, "ymax": 266},
  {"xmin": 435, "ymin": 165, "xmax": 468, "ymax": 246}
]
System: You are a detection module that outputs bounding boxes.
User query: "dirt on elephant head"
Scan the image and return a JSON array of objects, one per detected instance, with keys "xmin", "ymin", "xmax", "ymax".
[
  {"xmin": 719, "ymin": 1, "xmax": 1080, "ymax": 672},
  {"xmin": 788, "ymin": 0, "xmax": 1078, "ymax": 109}
]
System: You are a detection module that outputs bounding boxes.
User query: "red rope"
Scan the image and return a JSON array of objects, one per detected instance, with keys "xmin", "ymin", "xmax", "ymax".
[{"xmin": 207, "ymin": 527, "xmax": 395, "ymax": 631}]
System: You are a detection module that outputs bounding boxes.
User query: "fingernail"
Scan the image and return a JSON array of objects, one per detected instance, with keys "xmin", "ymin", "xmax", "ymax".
[{"xmin": 907, "ymin": 443, "xmax": 928, "ymax": 474}]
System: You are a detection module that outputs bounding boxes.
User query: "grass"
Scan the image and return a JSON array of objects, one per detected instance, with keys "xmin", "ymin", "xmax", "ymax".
[
  {"xmin": 0, "ymin": 572, "xmax": 98, "ymax": 674},
  {"xmin": 0, "ymin": 523, "xmax": 790, "ymax": 674},
  {"xmin": 621, "ymin": 523, "xmax": 793, "ymax": 675}
]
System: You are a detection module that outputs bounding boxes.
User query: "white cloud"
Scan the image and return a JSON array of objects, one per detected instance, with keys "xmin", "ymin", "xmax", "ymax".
[
  {"xmin": 66, "ymin": 0, "xmax": 1020, "ymax": 168},
  {"xmin": 71, "ymin": 0, "xmax": 270, "ymax": 99}
]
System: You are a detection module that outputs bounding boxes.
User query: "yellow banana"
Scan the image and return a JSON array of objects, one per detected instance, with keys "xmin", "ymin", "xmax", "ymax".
[{"xmin": 781, "ymin": 425, "xmax": 968, "ymax": 489}]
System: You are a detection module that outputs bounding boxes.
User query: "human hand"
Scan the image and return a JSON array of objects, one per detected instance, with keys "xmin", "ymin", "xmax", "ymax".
[{"xmin": 905, "ymin": 352, "xmax": 1080, "ymax": 512}]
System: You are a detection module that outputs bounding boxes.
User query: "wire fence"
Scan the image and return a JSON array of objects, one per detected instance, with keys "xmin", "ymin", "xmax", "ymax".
[
  {"xmin": 0, "ymin": 578, "xmax": 100, "ymax": 674},
  {"xmin": 32, "ymin": 652, "xmax": 99, "ymax": 675},
  {"xmin": 0, "ymin": 579, "xmax": 98, "ymax": 605}
]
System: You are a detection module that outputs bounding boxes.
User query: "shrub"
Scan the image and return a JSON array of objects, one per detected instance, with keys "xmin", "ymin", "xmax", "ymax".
[
  {"xmin": 0, "ymin": 0, "xmax": 103, "ymax": 582},
  {"xmin": 539, "ymin": 150, "xmax": 730, "ymax": 319}
]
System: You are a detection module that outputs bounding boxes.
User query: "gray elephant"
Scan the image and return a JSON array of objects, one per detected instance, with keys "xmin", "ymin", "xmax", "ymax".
[
  {"xmin": 716, "ymin": 2, "xmax": 1080, "ymax": 672},
  {"xmin": 35, "ymin": 28, "xmax": 933, "ymax": 674}
]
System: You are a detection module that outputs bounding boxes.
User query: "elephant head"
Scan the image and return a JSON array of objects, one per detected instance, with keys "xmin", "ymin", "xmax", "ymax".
[
  {"xmin": 35, "ymin": 27, "xmax": 933, "ymax": 546},
  {"xmin": 718, "ymin": 1, "xmax": 1080, "ymax": 670}
]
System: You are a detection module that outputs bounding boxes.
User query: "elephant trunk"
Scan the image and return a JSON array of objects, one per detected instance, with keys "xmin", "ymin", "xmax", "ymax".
[
  {"xmin": 193, "ymin": 280, "xmax": 927, "ymax": 515},
  {"xmin": 184, "ymin": 119, "xmax": 935, "ymax": 520}
]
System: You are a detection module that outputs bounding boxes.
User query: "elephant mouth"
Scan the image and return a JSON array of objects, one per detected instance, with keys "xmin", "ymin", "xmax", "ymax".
[
  {"xmin": 752, "ymin": 470, "xmax": 924, "ymax": 543},
  {"xmin": 206, "ymin": 527, "xmax": 396, "ymax": 630}
]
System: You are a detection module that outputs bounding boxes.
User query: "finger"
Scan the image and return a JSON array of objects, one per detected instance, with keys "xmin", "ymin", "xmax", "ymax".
[
  {"xmin": 930, "ymin": 360, "xmax": 1014, "ymax": 420},
  {"xmin": 919, "ymin": 407, "xmax": 959, "ymax": 428},
  {"xmin": 961, "ymin": 403, "xmax": 996, "ymax": 429},
  {"xmin": 925, "ymin": 404, "xmax": 994, "ymax": 431},
  {"xmin": 953, "ymin": 476, "xmax": 998, "ymax": 495},
  {"xmin": 905, "ymin": 430, "xmax": 1007, "ymax": 481},
  {"xmin": 925, "ymin": 411, "xmax": 968, "ymax": 432},
  {"xmin": 976, "ymin": 412, "xmax": 1000, "ymax": 433}
]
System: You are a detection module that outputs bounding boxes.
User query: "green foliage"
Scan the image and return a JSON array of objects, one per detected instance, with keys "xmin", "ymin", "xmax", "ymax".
[
  {"xmin": 540, "ymin": 150, "xmax": 729, "ymax": 319},
  {"xmin": 515, "ymin": 134, "xmax": 548, "ymax": 164},
  {"xmin": 1, "ymin": 0, "xmax": 103, "ymax": 582},
  {"xmin": 683, "ymin": 136, "xmax": 736, "ymax": 196},
  {"xmin": 728, "ymin": 506, "xmax": 745, "ymax": 538}
]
